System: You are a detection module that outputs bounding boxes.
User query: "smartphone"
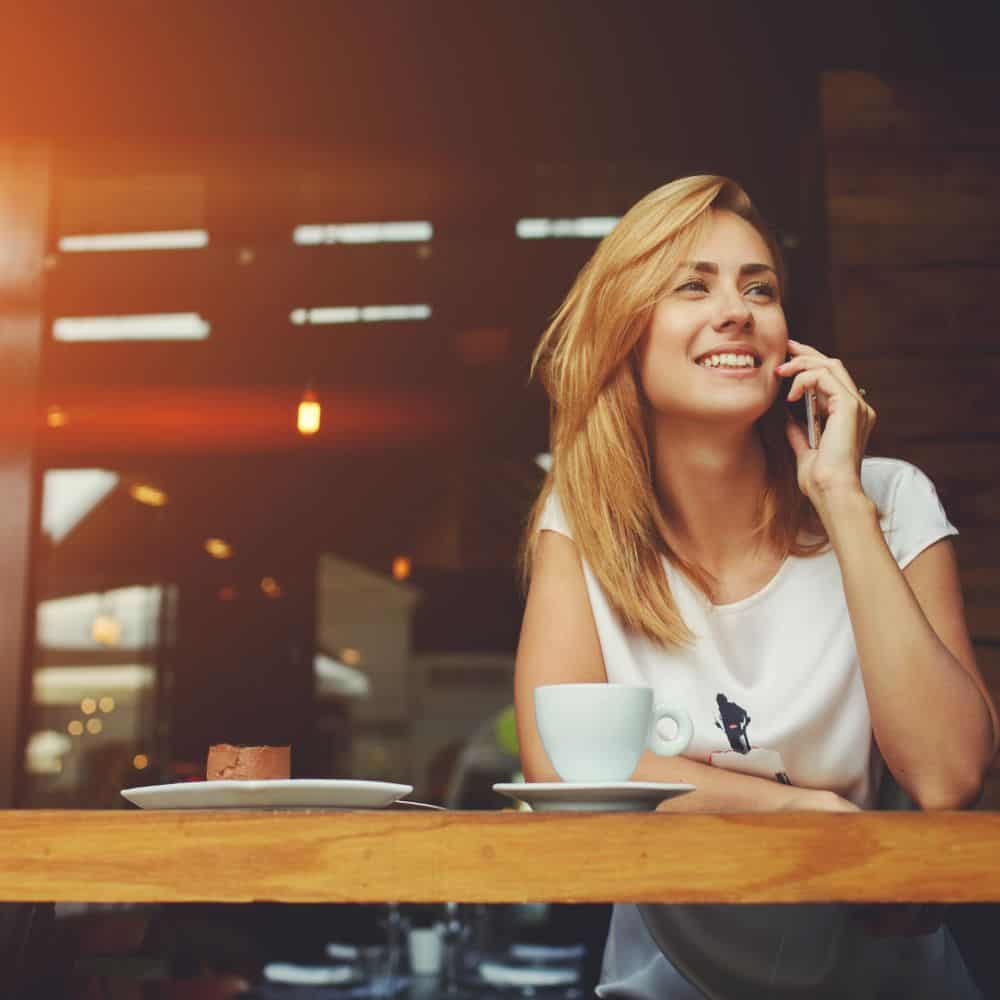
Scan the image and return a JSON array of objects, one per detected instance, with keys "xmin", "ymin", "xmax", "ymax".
[{"xmin": 780, "ymin": 357, "xmax": 821, "ymax": 449}]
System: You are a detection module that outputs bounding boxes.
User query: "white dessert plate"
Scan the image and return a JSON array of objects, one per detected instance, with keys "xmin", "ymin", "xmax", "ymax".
[
  {"xmin": 479, "ymin": 960, "xmax": 580, "ymax": 988},
  {"xmin": 263, "ymin": 961, "xmax": 362, "ymax": 986},
  {"xmin": 324, "ymin": 941, "xmax": 360, "ymax": 961},
  {"xmin": 509, "ymin": 942, "xmax": 586, "ymax": 962},
  {"xmin": 492, "ymin": 781, "xmax": 694, "ymax": 813},
  {"xmin": 121, "ymin": 779, "xmax": 413, "ymax": 811}
]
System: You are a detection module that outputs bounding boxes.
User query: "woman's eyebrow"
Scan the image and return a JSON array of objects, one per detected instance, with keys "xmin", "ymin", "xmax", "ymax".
[
  {"xmin": 679, "ymin": 261, "xmax": 777, "ymax": 278},
  {"xmin": 740, "ymin": 263, "xmax": 778, "ymax": 278}
]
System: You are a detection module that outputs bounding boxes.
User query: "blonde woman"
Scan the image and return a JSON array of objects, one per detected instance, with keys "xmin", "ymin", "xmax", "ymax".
[{"xmin": 514, "ymin": 176, "xmax": 998, "ymax": 998}]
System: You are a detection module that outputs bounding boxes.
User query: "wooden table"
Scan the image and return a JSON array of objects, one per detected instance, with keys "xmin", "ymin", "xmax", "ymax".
[{"xmin": 3, "ymin": 810, "xmax": 1000, "ymax": 903}]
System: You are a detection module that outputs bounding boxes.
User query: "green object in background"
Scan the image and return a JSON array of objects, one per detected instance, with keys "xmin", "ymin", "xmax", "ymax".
[{"xmin": 494, "ymin": 705, "xmax": 519, "ymax": 755}]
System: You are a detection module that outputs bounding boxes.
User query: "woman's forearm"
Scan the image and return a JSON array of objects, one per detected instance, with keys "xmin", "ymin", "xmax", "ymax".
[
  {"xmin": 819, "ymin": 489, "xmax": 995, "ymax": 810},
  {"xmin": 631, "ymin": 750, "xmax": 848, "ymax": 813}
]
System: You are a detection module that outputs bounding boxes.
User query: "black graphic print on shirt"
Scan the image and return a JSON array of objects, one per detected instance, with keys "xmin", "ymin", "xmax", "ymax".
[
  {"xmin": 715, "ymin": 693, "xmax": 752, "ymax": 753},
  {"xmin": 711, "ymin": 692, "xmax": 792, "ymax": 785}
]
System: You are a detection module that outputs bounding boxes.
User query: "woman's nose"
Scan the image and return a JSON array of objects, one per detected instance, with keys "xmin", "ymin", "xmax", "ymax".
[{"xmin": 713, "ymin": 293, "xmax": 753, "ymax": 330}]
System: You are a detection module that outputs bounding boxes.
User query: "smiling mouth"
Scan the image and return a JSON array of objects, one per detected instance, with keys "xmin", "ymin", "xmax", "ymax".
[{"xmin": 693, "ymin": 355, "xmax": 762, "ymax": 369}]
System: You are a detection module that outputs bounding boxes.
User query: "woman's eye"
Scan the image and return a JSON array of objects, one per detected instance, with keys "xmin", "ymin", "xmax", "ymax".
[
  {"xmin": 746, "ymin": 282, "xmax": 777, "ymax": 300},
  {"xmin": 676, "ymin": 279, "xmax": 708, "ymax": 293}
]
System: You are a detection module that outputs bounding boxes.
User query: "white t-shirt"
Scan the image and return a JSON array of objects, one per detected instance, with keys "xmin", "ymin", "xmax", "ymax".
[{"xmin": 537, "ymin": 456, "xmax": 980, "ymax": 999}]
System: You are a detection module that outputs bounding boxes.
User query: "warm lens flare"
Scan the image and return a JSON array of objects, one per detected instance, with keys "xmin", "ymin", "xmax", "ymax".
[
  {"xmin": 204, "ymin": 538, "xmax": 234, "ymax": 559},
  {"xmin": 34, "ymin": 387, "xmax": 455, "ymax": 454},
  {"xmin": 91, "ymin": 614, "xmax": 122, "ymax": 646},
  {"xmin": 46, "ymin": 406, "xmax": 69, "ymax": 428},
  {"xmin": 129, "ymin": 483, "xmax": 168, "ymax": 507}
]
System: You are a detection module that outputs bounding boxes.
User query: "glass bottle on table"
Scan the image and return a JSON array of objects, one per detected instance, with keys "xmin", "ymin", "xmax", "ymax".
[
  {"xmin": 366, "ymin": 902, "xmax": 409, "ymax": 996},
  {"xmin": 441, "ymin": 901, "xmax": 477, "ymax": 997}
]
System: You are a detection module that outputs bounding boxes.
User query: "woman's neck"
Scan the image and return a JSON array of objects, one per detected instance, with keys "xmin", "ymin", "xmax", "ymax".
[{"xmin": 650, "ymin": 421, "xmax": 771, "ymax": 576}]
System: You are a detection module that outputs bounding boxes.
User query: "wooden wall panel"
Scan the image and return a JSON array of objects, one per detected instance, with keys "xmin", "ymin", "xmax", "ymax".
[
  {"xmin": 832, "ymin": 266, "xmax": 998, "ymax": 356},
  {"xmin": 821, "ymin": 73, "xmax": 1000, "ymax": 152},
  {"xmin": 825, "ymin": 151, "xmax": 1000, "ymax": 227},
  {"xmin": 822, "ymin": 72, "xmax": 1000, "ymax": 804},
  {"xmin": 850, "ymin": 358, "xmax": 1000, "ymax": 440},
  {"xmin": 0, "ymin": 145, "xmax": 48, "ymax": 806}
]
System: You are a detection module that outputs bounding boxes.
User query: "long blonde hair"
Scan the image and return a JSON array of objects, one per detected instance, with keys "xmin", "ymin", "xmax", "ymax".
[{"xmin": 521, "ymin": 174, "xmax": 849, "ymax": 649}]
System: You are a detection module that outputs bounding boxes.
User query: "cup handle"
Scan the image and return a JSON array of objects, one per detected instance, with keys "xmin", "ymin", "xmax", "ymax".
[{"xmin": 649, "ymin": 705, "xmax": 693, "ymax": 757}]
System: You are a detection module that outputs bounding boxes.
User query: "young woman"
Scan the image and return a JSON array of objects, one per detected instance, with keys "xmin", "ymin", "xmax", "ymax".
[{"xmin": 513, "ymin": 175, "xmax": 999, "ymax": 997}]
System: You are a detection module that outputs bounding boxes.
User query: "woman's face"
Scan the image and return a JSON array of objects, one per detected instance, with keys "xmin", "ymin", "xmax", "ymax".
[{"xmin": 636, "ymin": 210, "xmax": 787, "ymax": 428}]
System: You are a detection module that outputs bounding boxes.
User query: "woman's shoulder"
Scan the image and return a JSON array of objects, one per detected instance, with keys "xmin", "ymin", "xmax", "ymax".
[
  {"xmin": 860, "ymin": 455, "xmax": 928, "ymax": 510},
  {"xmin": 537, "ymin": 485, "xmax": 574, "ymax": 540},
  {"xmin": 860, "ymin": 455, "xmax": 958, "ymax": 567}
]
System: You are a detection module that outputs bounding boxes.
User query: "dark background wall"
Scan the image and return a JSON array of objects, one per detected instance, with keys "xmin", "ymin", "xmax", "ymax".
[{"xmin": 821, "ymin": 70, "xmax": 1000, "ymax": 804}]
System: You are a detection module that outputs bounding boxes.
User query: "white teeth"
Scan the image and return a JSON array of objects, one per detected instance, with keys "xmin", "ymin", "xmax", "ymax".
[{"xmin": 698, "ymin": 353, "xmax": 756, "ymax": 368}]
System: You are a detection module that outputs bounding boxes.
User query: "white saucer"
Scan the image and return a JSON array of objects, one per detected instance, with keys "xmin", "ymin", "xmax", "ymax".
[
  {"xmin": 492, "ymin": 781, "xmax": 695, "ymax": 812},
  {"xmin": 478, "ymin": 960, "xmax": 580, "ymax": 987},
  {"xmin": 121, "ymin": 779, "xmax": 413, "ymax": 811},
  {"xmin": 263, "ymin": 961, "xmax": 362, "ymax": 986}
]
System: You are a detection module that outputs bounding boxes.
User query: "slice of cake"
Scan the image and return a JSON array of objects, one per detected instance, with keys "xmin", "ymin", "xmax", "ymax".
[{"xmin": 206, "ymin": 744, "xmax": 290, "ymax": 780}]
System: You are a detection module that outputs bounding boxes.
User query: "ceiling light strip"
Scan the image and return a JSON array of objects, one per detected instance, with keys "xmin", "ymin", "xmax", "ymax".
[
  {"xmin": 58, "ymin": 230, "xmax": 209, "ymax": 252},
  {"xmin": 290, "ymin": 304, "xmax": 432, "ymax": 325},
  {"xmin": 293, "ymin": 222, "xmax": 433, "ymax": 246},
  {"xmin": 53, "ymin": 313, "xmax": 211, "ymax": 342},
  {"xmin": 516, "ymin": 217, "xmax": 619, "ymax": 239}
]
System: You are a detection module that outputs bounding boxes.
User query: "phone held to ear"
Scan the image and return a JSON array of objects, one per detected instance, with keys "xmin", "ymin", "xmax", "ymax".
[{"xmin": 780, "ymin": 358, "xmax": 821, "ymax": 449}]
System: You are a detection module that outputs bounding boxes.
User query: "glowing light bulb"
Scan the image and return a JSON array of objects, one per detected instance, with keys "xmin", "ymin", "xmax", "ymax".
[
  {"xmin": 392, "ymin": 556, "xmax": 411, "ymax": 581},
  {"xmin": 297, "ymin": 387, "xmax": 320, "ymax": 435}
]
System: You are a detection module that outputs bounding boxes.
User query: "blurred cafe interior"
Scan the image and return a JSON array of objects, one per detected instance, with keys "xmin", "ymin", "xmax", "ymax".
[{"xmin": 2, "ymin": 1, "xmax": 1000, "ymax": 996}]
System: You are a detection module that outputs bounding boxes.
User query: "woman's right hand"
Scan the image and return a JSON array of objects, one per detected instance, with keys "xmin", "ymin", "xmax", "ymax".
[{"xmin": 779, "ymin": 787, "xmax": 862, "ymax": 812}]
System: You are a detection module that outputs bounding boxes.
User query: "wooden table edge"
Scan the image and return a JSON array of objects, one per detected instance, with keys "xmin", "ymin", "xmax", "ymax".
[{"xmin": 1, "ymin": 810, "xmax": 997, "ymax": 903}]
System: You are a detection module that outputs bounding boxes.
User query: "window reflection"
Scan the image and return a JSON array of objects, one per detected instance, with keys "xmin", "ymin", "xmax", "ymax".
[
  {"xmin": 26, "ymin": 153, "xmax": 562, "ymax": 812},
  {"xmin": 26, "ymin": 589, "xmax": 163, "ymax": 807},
  {"xmin": 27, "ymin": 455, "xmax": 534, "ymax": 807}
]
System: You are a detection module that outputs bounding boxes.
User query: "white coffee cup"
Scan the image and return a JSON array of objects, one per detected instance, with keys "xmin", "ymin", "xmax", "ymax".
[
  {"xmin": 407, "ymin": 925, "xmax": 444, "ymax": 976},
  {"xmin": 534, "ymin": 683, "xmax": 693, "ymax": 783}
]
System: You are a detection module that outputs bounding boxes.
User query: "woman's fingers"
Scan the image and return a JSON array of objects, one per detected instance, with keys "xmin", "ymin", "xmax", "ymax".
[
  {"xmin": 782, "ymin": 365, "xmax": 876, "ymax": 428},
  {"xmin": 779, "ymin": 341, "xmax": 878, "ymax": 502},
  {"xmin": 779, "ymin": 352, "xmax": 867, "ymax": 406},
  {"xmin": 784, "ymin": 366, "xmax": 855, "ymax": 407},
  {"xmin": 784, "ymin": 339, "xmax": 870, "ymax": 402}
]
